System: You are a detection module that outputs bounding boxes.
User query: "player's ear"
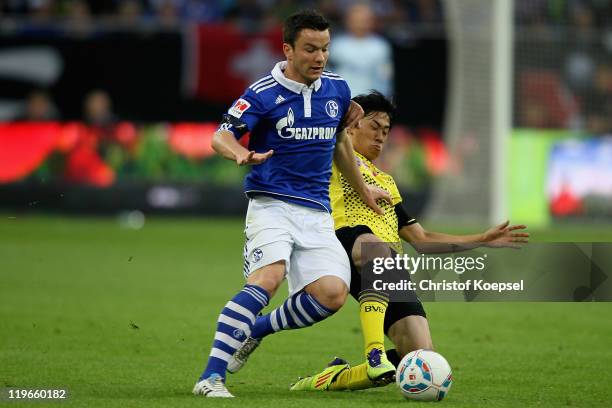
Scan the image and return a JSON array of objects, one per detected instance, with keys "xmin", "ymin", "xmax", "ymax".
[
  {"xmin": 283, "ymin": 43, "xmax": 293, "ymax": 60},
  {"xmin": 346, "ymin": 124, "xmax": 356, "ymax": 138}
]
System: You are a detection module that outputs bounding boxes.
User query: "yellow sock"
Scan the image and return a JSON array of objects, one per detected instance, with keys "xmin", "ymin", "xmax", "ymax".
[
  {"xmin": 329, "ymin": 363, "xmax": 372, "ymax": 390},
  {"xmin": 358, "ymin": 289, "xmax": 389, "ymax": 357}
]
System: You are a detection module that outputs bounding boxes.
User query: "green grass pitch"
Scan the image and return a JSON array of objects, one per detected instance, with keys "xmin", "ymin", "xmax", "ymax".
[{"xmin": 1, "ymin": 215, "xmax": 611, "ymax": 407}]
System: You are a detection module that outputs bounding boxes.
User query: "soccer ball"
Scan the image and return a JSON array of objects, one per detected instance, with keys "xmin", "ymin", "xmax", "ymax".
[{"xmin": 396, "ymin": 349, "xmax": 453, "ymax": 401}]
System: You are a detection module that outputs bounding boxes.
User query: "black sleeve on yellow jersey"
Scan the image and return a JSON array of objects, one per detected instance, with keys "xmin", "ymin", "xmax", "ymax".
[{"xmin": 394, "ymin": 204, "xmax": 417, "ymax": 231}]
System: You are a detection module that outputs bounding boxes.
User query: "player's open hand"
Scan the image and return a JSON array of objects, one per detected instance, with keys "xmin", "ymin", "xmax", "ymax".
[
  {"xmin": 362, "ymin": 185, "xmax": 392, "ymax": 215},
  {"xmin": 237, "ymin": 150, "xmax": 273, "ymax": 166},
  {"xmin": 483, "ymin": 220, "xmax": 530, "ymax": 249},
  {"xmin": 339, "ymin": 100, "xmax": 364, "ymax": 130}
]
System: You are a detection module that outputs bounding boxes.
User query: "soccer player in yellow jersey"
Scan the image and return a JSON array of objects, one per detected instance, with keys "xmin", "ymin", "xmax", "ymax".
[{"xmin": 290, "ymin": 90, "xmax": 529, "ymax": 391}]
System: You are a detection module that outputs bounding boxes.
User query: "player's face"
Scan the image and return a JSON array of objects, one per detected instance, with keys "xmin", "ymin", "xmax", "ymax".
[
  {"xmin": 351, "ymin": 112, "xmax": 391, "ymax": 161},
  {"xmin": 283, "ymin": 29, "xmax": 330, "ymax": 84}
]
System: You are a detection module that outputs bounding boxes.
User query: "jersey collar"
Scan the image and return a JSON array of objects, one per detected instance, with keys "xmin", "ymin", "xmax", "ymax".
[
  {"xmin": 354, "ymin": 151, "xmax": 379, "ymax": 174},
  {"xmin": 354, "ymin": 150, "xmax": 371, "ymax": 165},
  {"xmin": 272, "ymin": 61, "xmax": 322, "ymax": 94}
]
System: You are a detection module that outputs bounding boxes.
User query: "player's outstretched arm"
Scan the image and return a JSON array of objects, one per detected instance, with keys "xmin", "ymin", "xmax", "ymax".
[
  {"xmin": 399, "ymin": 220, "xmax": 530, "ymax": 254},
  {"xmin": 333, "ymin": 130, "xmax": 391, "ymax": 215},
  {"xmin": 211, "ymin": 130, "xmax": 273, "ymax": 166}
]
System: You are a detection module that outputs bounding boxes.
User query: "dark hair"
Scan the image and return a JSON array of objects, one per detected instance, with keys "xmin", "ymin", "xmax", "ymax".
[
  {"xmin": 283, "ymin": 9, "xmax": 330, "ymax": 47},
  {"xmin": 352, "ymin": 90, "xmax": 395, "ymax": 125}
]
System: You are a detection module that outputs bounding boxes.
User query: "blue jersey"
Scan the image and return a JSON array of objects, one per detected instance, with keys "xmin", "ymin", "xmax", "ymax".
[{"xmin": 218, "ymin": 61, "xmax": 352, "ymax": 212}]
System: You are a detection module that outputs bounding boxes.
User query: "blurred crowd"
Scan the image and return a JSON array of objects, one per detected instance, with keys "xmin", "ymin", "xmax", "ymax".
[
  {"xmin": 515, "ymin": 1, "xmax": 612, "ymax": 134},
  {"xmin": 516, "ymin": 0, "xmax": 612, "ymax": 30},
  {"xmin": 1, "ymin": 0, "xmax": 607, "ymax": 45},
  {"xmin": 4, "ymin": 0, "xmax": 612, "ymax": 134},
  {"xmin": 0, "ymin": 0, "xmax": 443, "ymax": 29},
  {"xmin": 6, "ymin": 1, "xmax": 410, "ymax": 122},
  {"xmin": 4, "ymin": 0, "xmax": 612, "ymax": 29},
  {"xmin": 16, "ymin": 89, "xmax": 116, "ymax": 125}
]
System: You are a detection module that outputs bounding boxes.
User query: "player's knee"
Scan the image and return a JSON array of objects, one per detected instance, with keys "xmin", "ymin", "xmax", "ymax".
[
  {"xmin": 318, "ymin": 294, "xmax": 346, "ymax": 311},
  {"xmin": 246, "ymin": 261, "xmax": 286, "ymax": 297},
  {"xmin": 353, "ymin": 234, "xmax": 391, "ymax": 269},
  {"xmin": 255, "ymin": 277, "xmax": 282, "ymax": 297},
  {"xmin": 305, "ymin": 276, "xmax": 348, "ymax": 311},
  {"xmin": 320, "ymin": 288, "xmax": 347, "ymax": 311}
]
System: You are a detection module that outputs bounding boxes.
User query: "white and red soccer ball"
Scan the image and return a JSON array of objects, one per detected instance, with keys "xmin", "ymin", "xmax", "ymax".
[{"xmin": 396, "ymin": 349, "xmax": 453, "ymax": 401}]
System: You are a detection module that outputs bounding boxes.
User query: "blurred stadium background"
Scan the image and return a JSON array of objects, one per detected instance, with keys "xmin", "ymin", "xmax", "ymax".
[
  {"xmin": 2, "ymin": 1, "xmax": 612, "ymax": 406},
  {"xmin": 0, "ymin": 0, "xmax": 610, "ymax": 229},
  {"xmin": 0, "ymin": 0, "xmax": 612, "ymax": 228}
]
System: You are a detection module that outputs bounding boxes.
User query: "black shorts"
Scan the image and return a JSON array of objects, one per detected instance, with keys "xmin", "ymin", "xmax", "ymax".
[{"xmin": 335, "ymin": 225, "xmax": 427, "ymax": 334}]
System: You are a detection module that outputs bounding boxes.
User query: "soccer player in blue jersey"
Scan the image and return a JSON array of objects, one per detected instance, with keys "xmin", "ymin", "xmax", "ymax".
[{"xmin": 193, "ymin": 10, "xmax": 392, "ymax": 397}]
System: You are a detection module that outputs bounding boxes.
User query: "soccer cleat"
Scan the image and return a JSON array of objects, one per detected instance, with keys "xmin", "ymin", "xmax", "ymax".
[
  {"xmin": 290, "ymin": 357, "xmax": 349, "ymax": 391},
  {"xmin": 366, "ymin": 348, "xmax": 396, "ymax": 384},
  {"xmin": 227, "ymin": 336, "xmax": 260, "ymax": 374},
  {"xmin": 193, "ymin": 374, "xmax": 234, "ymax": 398}
]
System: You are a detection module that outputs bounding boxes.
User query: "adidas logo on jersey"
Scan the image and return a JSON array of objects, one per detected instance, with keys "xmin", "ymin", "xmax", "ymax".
[{"xmin": 275, "ymin": 94, "xmax": 285, "ymax": 104}]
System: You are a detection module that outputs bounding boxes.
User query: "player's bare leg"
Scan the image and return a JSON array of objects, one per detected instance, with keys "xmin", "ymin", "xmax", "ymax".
[
  {"xmin": 303, "ymin": 275, "xmax": 348, "ymax": 311},
  {"xmin": 246, "ymin": 261, "xmax": 286, "ymax": 297},
  {"xmin": 351, "ymin": 233, "xmax": 393, "ymax": 270},
  {"xmin": 388, "ymin": 315, "xmax": 434, "ymax": 357}
]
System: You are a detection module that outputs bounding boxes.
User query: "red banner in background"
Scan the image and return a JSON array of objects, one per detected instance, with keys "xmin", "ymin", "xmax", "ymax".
[
  {"xmin": 0, "ymin": 122, "xmax": 118, "ymax": 187},
  {"xmin": 0, "ymin": 122, "xmax": 248, "ymax": 186},
  {"xmin": 188, "ymin": 24, "xmax": 283, "ymax": 103},
  {"xmin": 0, "ymin": 123, "xmax": 61, "ymax": 183},
  {"xmin": 169, "ymin": 123, "xmax": 217, "ymax": 159}
]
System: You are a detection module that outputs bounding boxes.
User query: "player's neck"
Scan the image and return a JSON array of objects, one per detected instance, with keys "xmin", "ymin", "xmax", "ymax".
[
  {"xmin": 283, "ymin": 63, "xmax": 313, "ymax": 86},
  {"xmin": 356, "ymin": 150, "xmax": 375, "ymax": 163}
]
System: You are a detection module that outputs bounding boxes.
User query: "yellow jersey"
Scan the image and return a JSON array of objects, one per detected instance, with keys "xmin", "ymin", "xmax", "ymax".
[{"xmin": 330, "ymin": 151, "xmax": 414, "ymax": 253}]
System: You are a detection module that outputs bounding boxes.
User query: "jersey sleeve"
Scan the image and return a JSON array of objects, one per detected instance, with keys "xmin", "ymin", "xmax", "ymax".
[
  {"xmin": 340, "ymin": 79, "xmax": 352, "ymax": 116},
  {"xmin": 394, "ymin": 203, "xmax": 417, "ymax": 230},
  {"xmin": 336, "ymin": 79, "xmax": 353, "ymax": 132},
  {"xmin": 217, "ymin": 88, "xmax": 266, "ymax": 139}
]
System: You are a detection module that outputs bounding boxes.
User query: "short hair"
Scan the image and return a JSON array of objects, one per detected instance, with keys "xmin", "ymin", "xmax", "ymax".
[
  {"xmin": 283, "ymin": 9, "xmax": 330, "ymax": 47},
  {"xmin": 352, "ymin": 90, "xmax": 395, "ymax": 125}
]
